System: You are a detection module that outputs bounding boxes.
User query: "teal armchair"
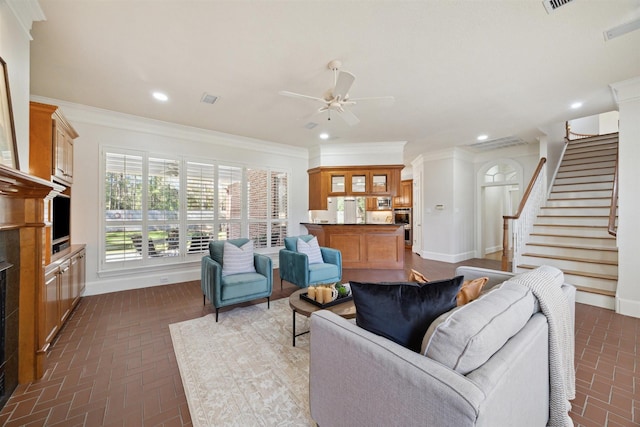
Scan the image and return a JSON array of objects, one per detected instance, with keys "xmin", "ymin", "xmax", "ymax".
[
  {"xmin": 278, "ymin": 235, "xmax": 342, "ymax": 289},
  {"xmin": 201, "ymin": 238, "xmax": 273, "ymax": 321}
]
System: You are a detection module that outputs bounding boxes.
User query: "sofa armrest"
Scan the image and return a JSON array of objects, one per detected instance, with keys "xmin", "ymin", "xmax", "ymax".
[
  {"xmin": 253, "ymin": 253, "xmax": 273, "ymax": 290},
  {"xmin": 201, "ymin": 255, "xmax": 222, "ymax": 306},
  {"xmin": 310, "ymin": 311, "xmax": 484, "ymax": 427},
  {"xmin": 455, "ymin": 266, "xmax": 515, "ymax": 290},
  {"xmin": 278, "ymin": 249, "xmax": 310, "ymax": 285},
  {"xmin": 320, "ymin": 247, "xmax": 341, "ymax": 267}
]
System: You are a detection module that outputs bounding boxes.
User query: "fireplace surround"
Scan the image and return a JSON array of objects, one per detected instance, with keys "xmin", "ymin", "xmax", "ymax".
[{"xmin": 0, "ymin": 164, "xmax": 56, "ymax": 409}]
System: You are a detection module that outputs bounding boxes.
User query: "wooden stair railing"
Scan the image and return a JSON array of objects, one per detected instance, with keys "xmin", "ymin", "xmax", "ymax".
[
  {"xmin": 565, "ymin": 121, "xmax": 598, "ymax": 141},
  {"xmin": 501, "ymin": 157, "xmax": 547, "ymax": 271},
  {"xmin": 608, "ymin": 151, "xmax": 619, "ymax": 237}
]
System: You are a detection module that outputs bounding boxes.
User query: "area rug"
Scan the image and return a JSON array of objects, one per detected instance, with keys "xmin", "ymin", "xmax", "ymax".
[{"xmin": 169, "ymin": 298, "xmax": 314, "ymax": 427}]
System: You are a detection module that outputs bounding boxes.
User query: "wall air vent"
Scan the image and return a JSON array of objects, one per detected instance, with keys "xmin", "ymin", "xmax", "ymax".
[
  {"xmin": 467, "ymin": 136, "xmax": 528, "ymax": 152},
  {"xmin": 200, "ymin": 93, "xmax": 219, "ymax": 104},
  {"xmin": 542, "ymin": 0, "xmax": 574, "ymax": 14}
]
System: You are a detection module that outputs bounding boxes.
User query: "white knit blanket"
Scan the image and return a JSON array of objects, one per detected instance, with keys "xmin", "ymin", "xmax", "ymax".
[{"xmin": 512, "ymin": 266, "xmax": 575, "ymax": 427}]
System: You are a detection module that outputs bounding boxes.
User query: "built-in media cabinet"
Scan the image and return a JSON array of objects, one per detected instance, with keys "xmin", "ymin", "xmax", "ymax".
[{"xmin": 28, "ymin": 101, "xmax": 85, "ymax": 380}]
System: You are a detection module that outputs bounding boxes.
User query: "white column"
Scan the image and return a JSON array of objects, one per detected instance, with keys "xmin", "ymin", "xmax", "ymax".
[{"xmin": 610, "ymin": 76, "xmax": 640, "ymax": 318}]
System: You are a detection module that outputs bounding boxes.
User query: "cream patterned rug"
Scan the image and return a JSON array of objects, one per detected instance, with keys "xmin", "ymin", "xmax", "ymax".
[{"xmin": 169, "ymin": 298, "xmax": 313, "ymax": 427}]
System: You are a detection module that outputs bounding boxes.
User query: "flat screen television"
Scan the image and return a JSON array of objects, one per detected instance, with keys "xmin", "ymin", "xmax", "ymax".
[{"xmin": 52, "ymin": 195, "xmax": 71, "ymax": 253}]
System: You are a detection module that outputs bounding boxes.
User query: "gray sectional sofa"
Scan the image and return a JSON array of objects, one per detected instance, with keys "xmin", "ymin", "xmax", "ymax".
[{"xmin": 309, "ymin": 265, "xmax": 576, "ymax": 427}]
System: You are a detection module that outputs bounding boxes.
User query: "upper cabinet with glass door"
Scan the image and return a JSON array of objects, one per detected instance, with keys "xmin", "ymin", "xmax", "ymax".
[
  {"xmin": 328, "ymin": 173, "xmax": 346, "ymax": 195},
  {"xmin": 351, "ymin": 173, "xmax": 367, "ymax": 193}
]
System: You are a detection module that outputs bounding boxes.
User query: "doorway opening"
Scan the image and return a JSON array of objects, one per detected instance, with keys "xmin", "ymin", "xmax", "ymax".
[{"xmin": 477, "ymin": 160, "xmax": 522, "ymax": 261}]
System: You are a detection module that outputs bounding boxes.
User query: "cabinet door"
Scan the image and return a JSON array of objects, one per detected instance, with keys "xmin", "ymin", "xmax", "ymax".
[
  {"xmin": 350, "ymin": 173, "xmax": 367, "ymax": 193},
  {"xmin": 71, "ymin": 250, "xmax": 86, "ymax": 308},
  {"xmin": 59, "ymin": 260, "xmax": 72, "ymax": 323},
  {"xmin": 369, "ymin": 171, "xmax": 389, "ymax": 194},
  {"xmin": 53, "ymin": 122, "xmax": 74, "ymax": 184},
  {"xmin": 328, "ymin": 173, "xmax": 347, "ymax": 195},
  {"xmin": 44, "ymin": 269, "xmax": 60, "ymax": 345}
]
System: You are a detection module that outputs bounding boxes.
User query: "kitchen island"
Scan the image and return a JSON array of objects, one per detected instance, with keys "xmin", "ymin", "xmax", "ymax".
[{"xmin": 301, "ymin": 223, "xmax": 404, "ymax": 269}]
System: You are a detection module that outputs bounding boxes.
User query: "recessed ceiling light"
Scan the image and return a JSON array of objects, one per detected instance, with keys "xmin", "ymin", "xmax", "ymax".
[
  {"xmin": 570, "ymin": 102, "xmax": 583, "ymax": 109},
  {"xmin": 477, "ymin": 134, "xmax": 488, "ymax": 141},
  {"xmin": 319, "ymin": 132, "xmax": 330, "ymax": 140},
  {"xmin": 153, "ymin": 92, "xmax": 169, "ymax": 102}
]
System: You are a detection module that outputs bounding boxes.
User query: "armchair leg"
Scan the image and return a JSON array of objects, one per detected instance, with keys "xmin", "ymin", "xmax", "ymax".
[
  {"xmin": 280, "ymin": 278, "xmax": 283, "ymax": 290},
  {"xmin": 203, "ymin": 294, "xmax": 205, "ymax": 306},
  {"xmin": 215, "ymin": 308, "xmax": 219, "ymax": 322},
  {"xmin": 267, "ymin": 297, "xmax": 270, "ymax": 309}
]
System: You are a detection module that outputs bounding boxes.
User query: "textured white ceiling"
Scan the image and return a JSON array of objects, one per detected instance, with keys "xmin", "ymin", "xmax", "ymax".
[{"xmin": 30, "ymin": 0, "xmax": 640, "ymax": 163}]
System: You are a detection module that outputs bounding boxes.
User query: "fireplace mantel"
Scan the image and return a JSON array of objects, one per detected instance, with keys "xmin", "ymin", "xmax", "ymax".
[{"xmin": 0, "ymin": 164, "xmax": 57, "ymax": 383}]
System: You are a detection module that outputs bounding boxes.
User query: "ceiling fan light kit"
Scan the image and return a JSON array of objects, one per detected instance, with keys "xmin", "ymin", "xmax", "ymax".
[{"xmin": 279, "ymin": 59, "xmax": 394, "ymax": 127}]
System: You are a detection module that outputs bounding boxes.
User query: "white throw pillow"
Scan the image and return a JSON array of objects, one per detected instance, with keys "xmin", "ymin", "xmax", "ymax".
[
  {"xmin": 221, "ymin": 240, "xmax": 256, "ymax": 276},
  {"xmin": 297, "ymin": 237, "xmax": 324, "ymax": 264}
]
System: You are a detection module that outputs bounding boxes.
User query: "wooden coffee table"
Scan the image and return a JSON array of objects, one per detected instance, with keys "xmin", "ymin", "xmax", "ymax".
[{"xmin": 288, "ymin": 288, "xmax": 356, "ymax": 346}]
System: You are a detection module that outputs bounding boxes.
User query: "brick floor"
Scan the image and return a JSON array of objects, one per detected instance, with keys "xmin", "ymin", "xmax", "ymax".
[{"xmin": 0, "ymin": 253, "xmax": 636, "ymax": 426}]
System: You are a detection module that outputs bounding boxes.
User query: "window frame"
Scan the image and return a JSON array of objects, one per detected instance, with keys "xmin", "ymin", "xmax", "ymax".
[{"xmin": 99, "ymin": 147, "xmax": 290, "ymax": 274}]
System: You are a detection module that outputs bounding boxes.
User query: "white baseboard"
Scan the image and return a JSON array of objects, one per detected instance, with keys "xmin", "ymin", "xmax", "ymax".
[
  {"xmin": 616, "ymin": 296, "xmax": 640, "ymax": 319},
  {"xmin": 575, "ymin": 291, "xmax": 616, "ymax": 310},
  {"xmin": 419, "ymin": 250, "xmax": 476, "ymax": 264},
  {"xmin": 85, "ymin": 267, "xmax": 200, "ymax": 296}
]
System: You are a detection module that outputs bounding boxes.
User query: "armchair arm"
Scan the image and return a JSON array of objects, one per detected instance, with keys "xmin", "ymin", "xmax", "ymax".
[
  {"xmin": 254, "ymin": 253, "xmax": 273, "ymax": 291},
  {"xmin": 320, "ymin": 247, "xmax": 342, "ymax": 267},
  {"xmin": 201, "ymin": 255, "xmax": 222, "ymax": 307},
  {"xmin": 278, "ymin": 249, "xmax": 310, "ymax": 287}
]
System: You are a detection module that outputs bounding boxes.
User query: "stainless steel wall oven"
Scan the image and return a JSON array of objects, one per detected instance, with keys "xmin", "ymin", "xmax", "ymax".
[{"xmin": 393, "ymin": 208, "xmax": 412, "ymax": 246}]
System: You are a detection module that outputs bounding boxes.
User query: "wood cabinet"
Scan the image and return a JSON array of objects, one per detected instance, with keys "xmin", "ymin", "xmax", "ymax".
[
  {"xmin": 308, "ymin": 165, "xmax": 404, "ymax": 210},
  {"xmin": 42, "ymin": 246, "xmax": 86, "ymax": 354},
  {"xmin": 394, "ymin": 179, "xmax": 413, "ymax": 208},
  {"xmin": 29, "ymin": 102, "xmax": 78, "ymax": 186}
]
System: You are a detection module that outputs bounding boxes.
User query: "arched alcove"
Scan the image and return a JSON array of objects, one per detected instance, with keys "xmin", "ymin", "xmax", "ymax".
[{"xmin": 476, "ymin": 159, "xmax": 523, "ymax": 259}]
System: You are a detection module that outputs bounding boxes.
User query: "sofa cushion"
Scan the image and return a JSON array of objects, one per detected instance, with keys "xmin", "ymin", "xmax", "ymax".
[
  {"xmin": 421, "ymin": 280, "xmax": 536, "ymax": 374},
  {"xmin": 297, "ymin": 236, "xmax": 324, "ymax": 264},
  {"xmin": 221, "ymin": 240, "xmax": 256, "ymax": 277},
  {"xmin": 350, "ymin": 276, "xmax": 463, "ymax": 352}
]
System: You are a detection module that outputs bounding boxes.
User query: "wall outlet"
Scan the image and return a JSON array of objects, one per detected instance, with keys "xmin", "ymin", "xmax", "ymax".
[{"xmin": 160, "ymin": 277, "xmax": 169, "ymax": 284}]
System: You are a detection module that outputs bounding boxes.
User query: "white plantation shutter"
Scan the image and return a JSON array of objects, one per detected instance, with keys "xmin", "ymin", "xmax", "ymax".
[
  {"xmin": 102, "ymin": 150, "xmax": 290, "ymax": 269},
  {"xmin": 104, "ymin": 152, "xmax": 143, "ymax": 263}
]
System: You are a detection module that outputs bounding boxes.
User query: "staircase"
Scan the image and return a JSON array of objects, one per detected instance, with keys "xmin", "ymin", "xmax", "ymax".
[{"xmin": 517, "ymin": 133, "xmax": 618, "ymax": 309}]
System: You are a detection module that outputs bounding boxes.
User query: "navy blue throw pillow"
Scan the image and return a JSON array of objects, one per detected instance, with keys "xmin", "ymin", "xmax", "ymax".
[{"xmin": 350, "ymin": 277, "xmax": 464, "ymax": 352}]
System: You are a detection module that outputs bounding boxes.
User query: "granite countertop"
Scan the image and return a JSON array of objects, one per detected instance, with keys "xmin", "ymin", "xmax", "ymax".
[{"xmin": 301, "ymin": 222, "xmax": 401, "ymax": 226}]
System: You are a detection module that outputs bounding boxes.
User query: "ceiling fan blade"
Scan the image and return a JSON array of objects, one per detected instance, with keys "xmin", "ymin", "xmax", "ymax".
[
  {"xmin": 347, "ymin": 96, "xmax": 395, "ymax": 107},
  {"xmin": 278, "ymin": 90, "xmax": 326, "ymax": 104},
  {"xmin": 332, "ymin": 71, "xmax": 355, "ymax": 100},
  {"xmin": 339, "ymin": 108, "xmax": 360, "ymax": 126}
]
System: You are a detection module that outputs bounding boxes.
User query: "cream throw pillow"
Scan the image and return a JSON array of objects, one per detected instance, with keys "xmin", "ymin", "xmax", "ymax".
[
  {"xmin": 297, "ymin": 236, "xmax": 324, "ymax": 264},
  {"xmin": 221, "ymin": 240, "xmax": 256, "ymax": 276}
]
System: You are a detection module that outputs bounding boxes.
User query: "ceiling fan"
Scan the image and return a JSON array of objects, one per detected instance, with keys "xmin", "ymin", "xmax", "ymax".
[{"xmin": 278, "ymin": 60, "xmax": 395, "ymax": 126}]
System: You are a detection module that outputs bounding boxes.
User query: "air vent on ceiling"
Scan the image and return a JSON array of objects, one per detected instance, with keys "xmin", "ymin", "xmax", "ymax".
[
  {"xmin": 304, "ymin": 122, "xmax": 318, "ymax": 129},
  {"xmin": 542, "ymin": 0, "xmax": 574, "ymax": 14},
  {"xmin": 200, "ymin": 93, "xmax": 219, "ymax": 104},
  {"xmin": 467, "ymin": 136, "xmax": 528, "ymax": 152}
]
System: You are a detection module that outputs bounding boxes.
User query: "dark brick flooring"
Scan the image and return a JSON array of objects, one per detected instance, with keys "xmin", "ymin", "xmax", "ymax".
[{"xmin": 0, "ymin": 251, "xmax": 637, "ymax": 426}]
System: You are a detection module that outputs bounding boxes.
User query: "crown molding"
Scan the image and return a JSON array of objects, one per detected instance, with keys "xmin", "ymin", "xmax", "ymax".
[
  {"xmin": 4, "ymin": 0, "xmax": 45, "ymax": 41},
  {"xmin": 610, "ymin": 76, "xmax": 640, "ymax": 105},
  {"xmin": 30, "ymin": 96, "xmax": 309, "ymax": 160}
]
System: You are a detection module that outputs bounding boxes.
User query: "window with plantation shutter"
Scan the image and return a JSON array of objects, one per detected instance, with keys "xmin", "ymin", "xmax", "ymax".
[{"xmin": 102, "ymin": 149, "xmax": 289, "ymax": 271}]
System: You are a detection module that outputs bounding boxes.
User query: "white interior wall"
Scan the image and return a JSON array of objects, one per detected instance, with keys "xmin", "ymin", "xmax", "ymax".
[
  {"xmin": 33, "ymin": 97, "xmax": 310, "ymax": 296},
  {"xmin": 0, "ymin": 0, "xmax": 42, "ymax": 171},
  {"xmin": 611, "ymin": 77, "xmax": 640, "ymax": 318},
  {"xmin": 483, "ymin": 186, "xmax": 503, "ymax": 254},
  {"xmin": 308, "ymin": 141, "xmax": 406, "ymax": 168}
]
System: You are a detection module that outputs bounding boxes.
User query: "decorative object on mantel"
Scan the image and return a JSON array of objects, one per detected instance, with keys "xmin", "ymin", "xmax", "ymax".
[{"xmin": 0, "ymin": 57, "xmax": 19, "ymax": 170}]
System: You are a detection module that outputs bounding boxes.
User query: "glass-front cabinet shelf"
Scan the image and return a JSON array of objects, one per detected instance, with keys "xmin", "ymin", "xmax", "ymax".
[
  {"xmin": 330, "ymin": 175, "xmax": 346, "ymax": 194},
  {"xmin": 351, "ymin": 174, "xmax": 367, "ymax": 193},
  {"xmin": 371, "ymin": 174, "xmax": 388, "ymax": 193}
]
